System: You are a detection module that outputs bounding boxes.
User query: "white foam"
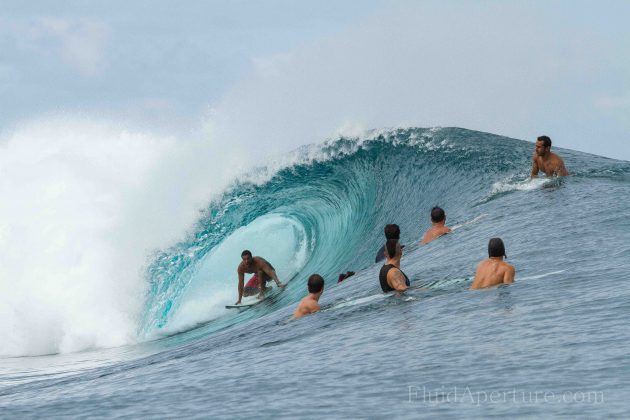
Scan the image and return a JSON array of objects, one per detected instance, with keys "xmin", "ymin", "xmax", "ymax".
[
  {"xmin": 0, "ymin": 116, "xmax": 265, "ymax": 356},
  {"xmin": 490, "ymin": 176, "xmax": 552, "ymax": 195},
  {"xmin": 518, "ymin": 270, "xmax": 566, "ymax": 281}
]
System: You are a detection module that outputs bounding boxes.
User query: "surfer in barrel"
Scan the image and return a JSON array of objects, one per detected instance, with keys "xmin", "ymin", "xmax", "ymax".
[
  {"xmin": 531, "ymin": 135, "xmax": 569, "ymax": 177},
  {"xmin": 420, "ymin": 206, "xmax": 451, "ymax": 245},
  {"xmin": 470, "ymin": 238, "xmax": 515, "ymax": 289},
  {"xmin": 235, "ymin": 250, "xmax": 285, "ymax": 305}
]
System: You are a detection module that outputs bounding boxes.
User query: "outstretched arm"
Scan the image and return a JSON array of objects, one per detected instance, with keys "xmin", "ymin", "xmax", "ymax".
[
  {"xmin": 261, "ymin": 264, "xmax": 285, "ymax": 287},
  {"xmin": 530, "ymin": 155, "xmax": 540, "ymax": 178},
  {"xmin": 236, "ymin": 269, "xmax": 244, "ymax": 304}
]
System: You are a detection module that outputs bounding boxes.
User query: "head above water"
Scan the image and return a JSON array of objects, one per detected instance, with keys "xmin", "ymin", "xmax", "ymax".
[
  {"xmin": 488, "ymin": 238, "xmax": 506, "ymax": 258},
  {"xmin": 535, "ymin": 135, "xmax": 552, "ymax": 156},
  {"xmin": 537, "ymin": 135, "xmax": 552, "ymax": 148},
  {"xmin": 308, "ymin": 274, "xmax": 325, "ymax": 294},
  {"xmin": 384, "ymin": 224, "xmax": 400, "ymax": 240},
  {"xmin": 430, "ymin": 206, "xmax": 446, "ymax": 223}
]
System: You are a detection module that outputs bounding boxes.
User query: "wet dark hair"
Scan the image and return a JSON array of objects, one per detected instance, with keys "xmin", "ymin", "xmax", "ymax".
[
  {"xmin": 537, "ymin": 135, "xmax": 552, "ymax": 148},
  {"xmin": 385, "ymin": 238, "xmax": 399, "ymax": 259},
  {"xmin": 430, "ymin": 207, "xmax": 446, "ymax": 223},
  {"xmin": 384, "ymin": 224, "xmax": 400, "ymax": 240},
  {"xmin": 308, "ymin": 274, "xmax": 325, "ymax": 293},
  {"xmin": 488, "ymin": 238, "xmax": 506, "ymax": 258},
  {"xmin": 241, "ymin": 250, "xmax": 252, "ymax": 258}
]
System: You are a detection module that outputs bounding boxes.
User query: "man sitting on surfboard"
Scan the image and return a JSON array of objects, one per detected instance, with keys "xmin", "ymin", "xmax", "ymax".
[
  {"xmin": 293, "ymin": 274, "xmax": 325, "ymax": 319},
  {"xmin": 531, "ymin": 135, "xmax": 569, "ymax": 177},
  {"xmin": 235, "ymin": 250, "xmax": 285, "ymax": 305},
  {"xmin": 420, "ymin": 206, "xmax": 451, "ymax": 245}
]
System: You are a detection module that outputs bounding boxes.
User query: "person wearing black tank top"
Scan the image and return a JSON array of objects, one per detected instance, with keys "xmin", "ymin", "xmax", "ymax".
[{"xmin": 379, "ymin": 238, "xmax": 409, "ymax": 292}]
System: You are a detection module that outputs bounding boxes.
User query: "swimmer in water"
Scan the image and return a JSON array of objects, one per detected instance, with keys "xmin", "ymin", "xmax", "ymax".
[
  {"xmin": 470, "ymin": 238, "xmax": 515, "ymax": 289},
  {"xmin": 420, "ymin": 206, "xmax": 451, "ymax": 245},
  {"xmin": 293, "ymin": 274, "xmax": 325, "ymax": 319},
  {"xmin": 379, "ymin": 238, "xmax": 409, "ymax": 292}
]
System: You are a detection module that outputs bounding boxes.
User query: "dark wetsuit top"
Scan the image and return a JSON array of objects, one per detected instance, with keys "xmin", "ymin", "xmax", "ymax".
[{"xmin": 379, "ymin": 264, "xmax": 410, "ymax": 292}]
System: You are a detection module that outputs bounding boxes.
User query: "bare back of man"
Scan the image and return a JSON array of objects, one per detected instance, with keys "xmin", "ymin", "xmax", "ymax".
[
  {"xmin": 293, "ymin": 295, "xmax": 321, "ymax": 319},
  {"xmin": 470, "ymin": 258, "xmax": 515, "ymax": 289},
  {"xmin": 293, "ymin": 274, "xmax": 324, "ymax": 319},
  {"xmin": 421, "ymin": 225, "xmax": 451, "ymax": 245},
  {"xmin": 421, "ymin": 207, "xmax": 451, "ymax": 245}
]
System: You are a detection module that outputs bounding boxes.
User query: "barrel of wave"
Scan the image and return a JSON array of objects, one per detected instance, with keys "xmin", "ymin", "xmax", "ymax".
[{"xmin": 160, "ymin": 214, "xmax": 310, "ymax": 333}]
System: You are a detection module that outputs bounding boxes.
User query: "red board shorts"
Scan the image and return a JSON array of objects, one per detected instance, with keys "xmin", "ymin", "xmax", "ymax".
[
  {"xmin": 245, "ymin": 274, "xmax": 261, "ymax": 289},
  {"xmin": 245, "ymin": 273, "xmax": 271, "ymax": 294}
]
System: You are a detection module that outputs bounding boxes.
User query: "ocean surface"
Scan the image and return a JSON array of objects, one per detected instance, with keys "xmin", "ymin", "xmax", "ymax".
[{"xmin": 2, "ymin": 127, "xmax": 630, "ymax": 418}]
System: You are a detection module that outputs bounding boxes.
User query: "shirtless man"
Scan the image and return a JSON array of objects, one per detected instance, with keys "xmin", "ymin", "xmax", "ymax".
[
  {"xmin": 470, "ymin": 238, "xmax": 515, "ymax": 289},
  {"xmin": 421, "ymin": 207, "xmax": 451, "ymax": 245},
  {"xmin": 379, "ymin": 238, "xmax": 409, "ymax": 292},
  {"xmin": 293, "ymin": 274, "xmax": 325, "ymax": 319},
  {"xmin": 531, "ymin": 135, "xmax": 569, "ymax": 177},
  {"xmin": 235, "ymin": 250, "xmax": 285, "ymax": 305}
]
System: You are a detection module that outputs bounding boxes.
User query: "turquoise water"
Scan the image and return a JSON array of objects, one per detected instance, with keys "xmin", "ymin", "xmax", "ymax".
[{"xmin": 2, "ymin": 127, "xmax": 629, "ymax": 417}]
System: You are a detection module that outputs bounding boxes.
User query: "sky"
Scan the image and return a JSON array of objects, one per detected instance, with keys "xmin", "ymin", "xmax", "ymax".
[{"xmin": 1, "ymin": 0, "xmax": 629, "ymax": 160}]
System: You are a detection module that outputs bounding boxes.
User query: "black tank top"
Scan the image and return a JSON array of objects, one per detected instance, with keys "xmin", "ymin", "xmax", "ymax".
[{"xmin": 379, "ymin": 264, "xmax": 410, "ymax": 292}]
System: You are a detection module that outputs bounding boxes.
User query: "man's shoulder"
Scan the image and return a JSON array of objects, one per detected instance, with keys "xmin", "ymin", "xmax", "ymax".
[
  {"xmin": 477, "ymin": 259, "xmax": 490, "ymax": 267},
  {"xmin": 299, "ymin": 297, "xmax": 318, "ymax": 311},
  {"xmin": 501, "ymin": 261, "xmax": 515, "ymax": 272},
  {"xmin": 550, "ymin": 152, "xmax": 565, "ymax": 162}
]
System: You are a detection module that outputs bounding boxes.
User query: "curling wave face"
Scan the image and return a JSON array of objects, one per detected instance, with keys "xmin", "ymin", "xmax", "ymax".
[{"xmin": 139, "ymin": 127, "xmax": 629, "ymax": 336}]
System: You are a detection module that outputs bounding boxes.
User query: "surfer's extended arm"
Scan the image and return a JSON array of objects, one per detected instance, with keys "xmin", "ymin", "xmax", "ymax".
[
  {"xmin": 530, "ymin": 155, "xmax": 540, "ymax": 178},
  {"xmin": 258, "ymin": 258, "xmax": 285, "ymax": 288},
  {"xmin": 236, "ymin": 268, "xmax": 244, "ymax": 305}
]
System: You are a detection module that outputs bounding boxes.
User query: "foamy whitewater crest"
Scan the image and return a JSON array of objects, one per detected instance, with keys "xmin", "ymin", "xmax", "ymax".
[
  {"xmin": 236, "ymin": 125, "xmax": 446, "ymax": 188},
  {"xmin": 0, "ymin": 116, "xmax": 246, "ymax": 356},
  {"xmin": 490, "ymin": 176, "xmax": 552, "ymax": 195}
]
